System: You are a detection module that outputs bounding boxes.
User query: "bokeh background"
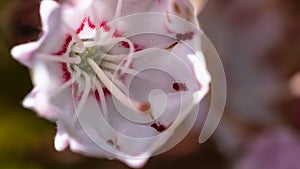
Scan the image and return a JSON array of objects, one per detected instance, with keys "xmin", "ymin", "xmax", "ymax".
[{"xmin": 0, "ymin": 0, "xmax": 300, "ymax": 168}]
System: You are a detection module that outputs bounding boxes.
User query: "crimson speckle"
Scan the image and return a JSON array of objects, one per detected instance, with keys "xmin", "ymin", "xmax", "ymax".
[
  {"xmin": 113, "ymin": 29, "xmax": 122, "ymax": 37},
  {"xmin": 102, "ymin": 87, "xmax": 111, "ymax": 96},
  {"xmin": 134, "ymin": 44, "xmax": 144, "ymax": 51},
  {"xmin": 87, "ymin": 17, "xmax": 96, "ymax": 29},
  {"xmin": 76, "ymin": 18, "xmax": 86, "ymax": 34},
  {"xmin": 54, "ymin": 34, "xmax": 72, "ymax": 55},
  {"xmin": 95, "ymin": 90, "xmax": 100, "ymax": 102},
  {"xmin": 95, "ymin": 88, "xmax": 111, "ymax": 102},
  {"xmin": 107, "ymin": 140, "xmax": 114, "ymax": 145},
  {"xmin": 61, "ymin": 63, "xmax": 71, "ymax": 81},
  {"xmin": 120, "ymin": 41, "xmax": 144, "ymax": 52},
  {"xmin": 173, "ymin": 82, "xmax": 188, "ymax": 92},
  {"xmin": 100, "ymin": 20, "xmax": 110, "ymax": 31},
  {"xmin": 151, "ymin": 122, "xmax": 167, "ymax": 132},
  {"xmin": 121, "ymin": 41, "xmax": 130, "ymax": 48}
]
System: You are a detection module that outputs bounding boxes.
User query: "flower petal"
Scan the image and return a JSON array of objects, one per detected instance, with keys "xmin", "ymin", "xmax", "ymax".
[
  {"xmin": 11, "ymin": 42, "xmax": 40, "ymax": 67},
  {"xmin": 40, "ymin": 0, "xmax": 60, "ymax": 33},
  {"xmin": 22, "ymin": 87, "xmax": 57, "ymax": 120}
]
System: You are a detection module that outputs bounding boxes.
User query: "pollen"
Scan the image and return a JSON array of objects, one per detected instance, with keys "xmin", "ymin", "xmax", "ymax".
[{"xmin": 138, "ymin": 102, "xmax": 151, "ymax": 112}]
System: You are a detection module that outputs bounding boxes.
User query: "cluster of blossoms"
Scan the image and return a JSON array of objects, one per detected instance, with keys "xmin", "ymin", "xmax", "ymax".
[{"xmin": 11, "ymin": 0, "xmax": 210, "ymax": 168}]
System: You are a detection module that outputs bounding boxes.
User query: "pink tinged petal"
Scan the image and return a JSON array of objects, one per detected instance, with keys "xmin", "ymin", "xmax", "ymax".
[
  {"xmin": 11, "ymin": 42, "xmax": 40, "ymax": 67},
  {"xmin": 54, "ymin": 127, "xmax": 70, "ymax": 151},
  {"xmin": 22, "ymin": 87, "xmax": 57, "ymax": 120},
  {"xmin": 121, "ymin": 156, "xmax": 149, "ymax": 169},
  {"xmin": 76, "ymin": 93, "xmax": 168, "ymax": 161}
]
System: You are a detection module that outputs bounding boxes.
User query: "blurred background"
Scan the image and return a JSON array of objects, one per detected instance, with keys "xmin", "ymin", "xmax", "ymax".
[{"xmin": 0, "ymin": 0, "xmax": 300, "ymax": 168}]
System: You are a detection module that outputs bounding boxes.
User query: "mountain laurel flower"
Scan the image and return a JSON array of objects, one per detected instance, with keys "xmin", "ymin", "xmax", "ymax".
[{"xmin": 11, "ymin": 0, "xmax": 210, "ymax": 168}]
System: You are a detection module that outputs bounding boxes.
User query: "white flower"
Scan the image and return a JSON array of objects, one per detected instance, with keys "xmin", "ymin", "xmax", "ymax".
[{"xmin": 11, "ymin": 0, "xmax": 210, "ymax": 168}]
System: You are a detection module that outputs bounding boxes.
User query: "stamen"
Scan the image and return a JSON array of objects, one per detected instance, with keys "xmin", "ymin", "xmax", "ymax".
[
  {"xmin": 94, "ymin": 80, "xmax": 109, "ymax": 119},
  {"xmin": 37, "ymin": 53, "xmax": 81, "ymax": 64},
  {"xmin": 102, "ymin": 53, "xmax": 126, "ymax": 63},
  {"xmin": 88, "ymin": 59, "xmax": 150, "ymax": 112},
  {"xmin": 83, "ymin": 36, "xmax": 127, "ymax": 48},
  {"xmin": 104, "ymin": 70, "xmax": 128, "ymax": 94},
  {"xmin": 76, "ymin": 71, "xmax": 91, "ymax": 114},
  {"xmin": 117, "ymin": 39, "xmax": 135, "ymax": 75},
  {"xmin": 50, "ymin": 66, "xmax": 82, "ymax": 97},
  {"xmin": 63, "ymin": 21, "xmax": 85, "ymax": 52},
  {"xmin": 96, "ymin": 37, "xmax": 135, "ymax": 76},
  {"xmin": 101, "ymin": 61, "xmax": 139, "ymax": 76}
]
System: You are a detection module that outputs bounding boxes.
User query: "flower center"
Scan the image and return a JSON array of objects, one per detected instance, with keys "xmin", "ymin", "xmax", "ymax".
[{"xmin": 70, "ymin": 45, "xmax": 105, "ymax": 75}]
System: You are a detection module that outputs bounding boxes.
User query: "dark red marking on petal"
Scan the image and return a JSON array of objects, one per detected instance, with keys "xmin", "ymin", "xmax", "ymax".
[
  {"xmin": 102, "ymin": 87, "xmax": 111, "ymax": 96},
  {"xmin": 134, "ymin": 44, "xmax": 144, "ymax": 52},
  {"xmin": 113, "ymin": 28, "xmax": 122, "ymax": 37},
  {"xmin": 151, "ymin": 122, "xmax": 167, "ymax": 132},
  {"xmin": 151, "ymin": 123, "xmax": 158, "ymax": 129},
  {"xmin": 107, "ymin": 140, "xmax": 114, "ymax": 145},
  {"xmin": 173, "ymin": 82, "xmax": 188, "ymax": 92},
  {"xmin": 61, "ymin": 63, "xmax": 71, "ymax": 81},
  {"xmin": 121, "ymin": 41, "xmax": 130, "ymax": 48},
  {"xmin": 53, "ymin": 34, "xmax": 72, "ymax": 56},
  {"xmin": 76, "ymin": 18, "xmax": 87, "ymax": 34},
  {"xmin": 87, "ymin": 17, "xmax": 96, "ymax": 29},
  {"xmin": 100, "ymin": 20, "xmax": 111, "ymax": 32},
  {"xmin": 157, "ymin": 124, "xmax": 167, "ymax": 132},
  {"xmin": 120, "ymin": 41, "xmax": 144, "ymax": 52},
  {"xmin": 95, "ymin": 90, "xmax": 100, "ymax": 102},
  {"xmin": 94, "ymin": 88, "xmax": 111, "ymax": 102}
]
